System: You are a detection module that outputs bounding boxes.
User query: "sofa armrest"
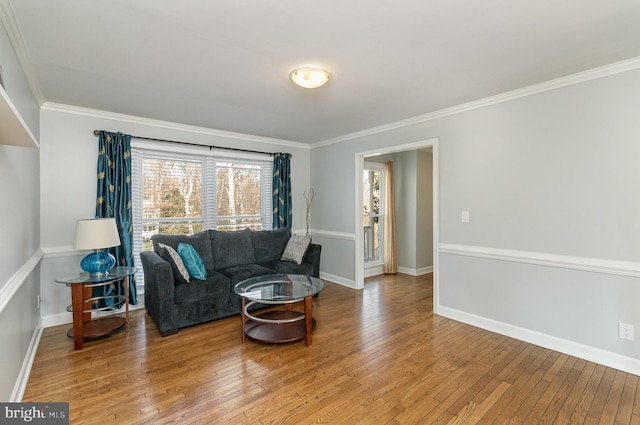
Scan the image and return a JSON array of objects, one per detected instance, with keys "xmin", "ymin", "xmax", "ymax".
[
  {"xmin": 303, "ymin": 243, "xmax": 322, "ymax": 278},
  {"xmin": 140, "ymin": 250, "xmax": 178, "ymax": 335}
]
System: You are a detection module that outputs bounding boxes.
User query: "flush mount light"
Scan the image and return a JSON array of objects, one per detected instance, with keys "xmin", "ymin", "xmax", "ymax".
[{"xmin": 289, "ymin": 66, "xmax": 331, "ymax": 89}]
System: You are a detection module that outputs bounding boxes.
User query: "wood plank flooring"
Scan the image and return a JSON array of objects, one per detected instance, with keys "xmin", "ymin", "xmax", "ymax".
[{"xmin": 24, "ymin": 274, "xmax": 639, "ymax": 424}]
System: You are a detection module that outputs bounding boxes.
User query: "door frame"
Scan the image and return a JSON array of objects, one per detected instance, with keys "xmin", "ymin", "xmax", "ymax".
[{"xmin": 354, "ymin": 138, "xmax": 440, "ymax": 313}]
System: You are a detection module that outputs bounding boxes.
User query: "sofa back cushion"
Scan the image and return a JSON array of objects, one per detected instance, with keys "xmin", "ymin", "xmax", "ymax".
[
  {"xmin": 209, "ymin": 228, "xmax": 256, "ymax": 269},
  {"xmin": 250, "ymin": 228, "xmax": 290, "ymax": 263},
  {"xmin": 151, "ymin": 230, "xmax": 215, "ymax": 271}
]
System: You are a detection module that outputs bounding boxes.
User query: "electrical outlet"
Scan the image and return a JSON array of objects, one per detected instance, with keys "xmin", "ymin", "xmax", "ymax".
[
  {"xmin": 37, "ymin": 295, "xmax": 40, "ymax": 309},
  {"xmin": 619, "ymin": 322, "xmax": 634, "ymax": 341},
  {"xmin": 461, "ymin": 210, "xmax": 470, "ymax": 223}
]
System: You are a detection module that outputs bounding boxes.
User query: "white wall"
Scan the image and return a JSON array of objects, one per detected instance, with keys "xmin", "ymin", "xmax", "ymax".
[
  {"xmin": 0, "ymin": 21, "xmax": 41, "ymax": 401},
  {"xmin": 310, "ymin": 66, "xmax": 640, "ymax": 374},
  {"xmin": 39, "ymin": 105, "xmax": 311, "ymax": 323}
]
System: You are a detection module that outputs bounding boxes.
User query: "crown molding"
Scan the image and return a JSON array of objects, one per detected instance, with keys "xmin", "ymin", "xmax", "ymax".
[
  {"xmin": 313, "ymin": 56, "xmax": 640, "ymax": 149},
  {"xmin": 41, "ymin": 102, "xmax": 310, "ymax": 150},
  {"xmin": 0, "ymin": 0, "xmax": 45, "ymax": 105}
]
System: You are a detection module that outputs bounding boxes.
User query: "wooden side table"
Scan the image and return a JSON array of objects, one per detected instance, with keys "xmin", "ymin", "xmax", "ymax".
[{"xmin": 55, "ymin": 266, "xmax": 137, "ymax": 350}]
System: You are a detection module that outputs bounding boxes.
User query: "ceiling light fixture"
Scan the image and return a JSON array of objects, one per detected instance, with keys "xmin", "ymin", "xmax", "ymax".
[{"xmin": 289, "ymin": 66, "xmax": 331, "ymax": 89}]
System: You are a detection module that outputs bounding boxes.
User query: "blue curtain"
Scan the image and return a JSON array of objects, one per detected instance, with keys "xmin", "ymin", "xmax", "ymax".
[
  {"xmin": 94, "ymin": 130, "xmax": 137, "ymax": 307},
  {"xmin": 273, "ymin": 152, "xmax": 292, "ymax": 229}
]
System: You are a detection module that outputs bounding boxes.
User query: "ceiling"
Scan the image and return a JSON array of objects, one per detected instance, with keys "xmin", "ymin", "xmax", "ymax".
[{"xmin": 6, "ymin": 0, "xmax": 640, "ymax": 144}]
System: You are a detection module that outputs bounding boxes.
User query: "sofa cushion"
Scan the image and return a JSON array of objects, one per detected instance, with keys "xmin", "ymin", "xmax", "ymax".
[
  {"xmin": 281, "ymin": 234, "xmax": 312, "ymax": 265},
  {"xmin": 259, "ymin": 260, "xmax": 314, "ymax": 276},
  {"xmin": 217, "ymin": 263, "xmax": 275, "ymax": 285},
  {"xmin": 250, "ymin": 228, "xmax": 290, "ymax": 263},
  {"xmin": 209, "ymin": 229, "xmax": 256, "ymax": 269},
  {"xmin": 151, "ymin": 230, "xmax": 215, "ymax": 271},
  {"xmin": 177, "ymin": 243, "xmax": 207, "ymax": 280},
  {"xmin": 158, "ymin": 243, "xmax": 190, "ymax": 283},
  {"xmin": 174, "ymin": 270, "xmax": 231, "ymax": 304}
]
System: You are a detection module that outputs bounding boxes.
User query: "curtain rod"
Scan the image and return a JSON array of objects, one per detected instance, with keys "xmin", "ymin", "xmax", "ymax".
[{"xmin": 93, "ymin": 130, "xmax": 275, "ymax": 156}]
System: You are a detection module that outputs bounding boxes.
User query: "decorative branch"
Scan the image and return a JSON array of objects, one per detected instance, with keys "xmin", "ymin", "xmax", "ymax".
[{"xmin": 304, "ymin": 187, "xmax": 314, "ymax": 236}]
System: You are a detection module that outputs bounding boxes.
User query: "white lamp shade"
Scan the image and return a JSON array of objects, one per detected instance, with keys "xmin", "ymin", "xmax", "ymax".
[{"xmin": 73, "ymin": 218, "xmax": 121, "ymax": 250}]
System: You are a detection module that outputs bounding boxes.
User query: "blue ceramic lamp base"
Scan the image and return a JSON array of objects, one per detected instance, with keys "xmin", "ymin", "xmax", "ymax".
[{"xmin": 80, "ymin": 250, "xmax": 116, "ymax": 275}]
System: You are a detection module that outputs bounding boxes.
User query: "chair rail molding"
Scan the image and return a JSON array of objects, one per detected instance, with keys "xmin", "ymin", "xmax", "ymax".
[
  {"xmin": 0, "ymin": 248, "xmax": 43, "ymax": 315},
  {"xmin": 438, "ymin": 243, "xmax": 640, "ymax": 277},
  {"xmin": 310, "ymin": 229, "xmax": 356, "ymax": 241}
]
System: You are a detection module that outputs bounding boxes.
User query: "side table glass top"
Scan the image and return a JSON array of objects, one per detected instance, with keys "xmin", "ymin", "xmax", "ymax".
[
  {"xmin": 55, "ymin": 266, "xmax": 138, "ymax": 284},
  {"xmin": 234, "ymin": 274, "xmax": 325, "ymax": 302}
]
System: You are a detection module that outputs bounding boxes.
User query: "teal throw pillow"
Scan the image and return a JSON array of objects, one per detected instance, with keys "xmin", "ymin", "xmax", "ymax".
[{"xmin": 177, "ymin": 243, "xmax": 208, "ymax": 280}]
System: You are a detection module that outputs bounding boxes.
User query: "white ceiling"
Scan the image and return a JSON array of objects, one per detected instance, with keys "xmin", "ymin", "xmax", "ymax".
[{"xmin": 7, "ymin": 0, "xmax": 640, "ymax": 144}]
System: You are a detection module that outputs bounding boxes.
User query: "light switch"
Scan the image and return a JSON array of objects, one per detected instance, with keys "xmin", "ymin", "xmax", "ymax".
[{"xmin": 461, "ymin": 211, "xmax": 470, "ymax": 223}]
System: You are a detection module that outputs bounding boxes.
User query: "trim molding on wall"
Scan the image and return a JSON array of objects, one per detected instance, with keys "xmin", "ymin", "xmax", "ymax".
[
  {"xmin": 11, "ymin": 318, "xmax": 43, "ymax": 402},
  {"xmin": 438, "ymin": 305, "xmax": 640, "ymax": 377},
  {"xmin": 0, "ymin": 0, "xmax": 45, "ymax": 105},
  {"xmin": 41, "ymin": 102, "xmax": 308, "ymax": 149},
  {"xmin": 312, "ymin": 56, "xmax": 640, "ymax": 148},
  {"xmin": 439, "ymin": 243, "xmax": 640, "ymax": 278},
  {"xmin": 0, "ymin": 249, "xmax": 43, "ymax": 315},
  {"xmin": 0, "ymin": 249, "xmax": 44, "ymax": 401},
  {"xmin": 310, "ymin": 229, "xmax": 356, "ymax": 241},
  {"xmin": 41, "ymin": 245, "xmax": 85, "ymax": 259},
  {"xmin": 320, "ymin": 272, "xmax": 356, "ymax": 289},
  {"xmin": 397, "ymin": 266, "xmax": 434, "ymax": 277}
]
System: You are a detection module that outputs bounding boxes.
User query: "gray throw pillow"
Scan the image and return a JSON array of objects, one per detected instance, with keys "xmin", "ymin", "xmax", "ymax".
[{"xmin": 281, "ymin": 235, "xmax": 312, "ymax": 265}]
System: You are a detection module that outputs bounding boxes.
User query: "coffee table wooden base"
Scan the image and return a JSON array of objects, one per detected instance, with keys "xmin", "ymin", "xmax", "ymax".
[
  {"xmin": 244, "ymin": 310, "xmax": 317, "ymax": 344},
  {"xmin": 241, "ymin": 295, "xmax": 316, "ymax": 346}
]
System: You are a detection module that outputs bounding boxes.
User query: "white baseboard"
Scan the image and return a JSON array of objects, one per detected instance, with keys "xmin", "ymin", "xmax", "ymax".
[
  {"xmin": 397, "ymin": 266, "xmax": 433, "ymax": 276},
  {"xmin": 364, "ymin": 265, "xmax": 383, "ymax": 278},
  {"xmin": 11, "ymin": 318, "xmax": 44, "ymax": 402},
  {"xmin": 438, "ymin": 306, "xmax": 640, "ymax": 377},
  {"xmin": 320, "ymin": 272, "xmax": 356, "ymax": 289}
]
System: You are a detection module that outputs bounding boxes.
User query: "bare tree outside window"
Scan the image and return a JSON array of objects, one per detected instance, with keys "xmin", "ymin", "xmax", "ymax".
[
  {"xmin": 138, "ymin": 157, "xmax": 266, "ymax": 251},
  {"xmin": 363, "ymin": 167, "xmax": 383, "ymax": 263},
  {"xmin": 141, "ymin": 158, "xmax": 203, "ymax": 250},
  {"xmin": 216, "ymin": 162, "xmax": 262, "ymax": 231}
]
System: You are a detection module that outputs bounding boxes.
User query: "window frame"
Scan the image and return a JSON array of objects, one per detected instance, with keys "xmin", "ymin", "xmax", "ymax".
[
  {"xmin": 363, "ymin": 160, "xmax": 386, "ymax": 266},
  {"xmin": 131, "ymin": 141, "xmax": 273, "ymax": 292}
]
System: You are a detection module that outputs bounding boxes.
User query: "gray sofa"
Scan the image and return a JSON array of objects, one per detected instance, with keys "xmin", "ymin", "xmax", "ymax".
[{"xmin": 140, "ymin": 228, "xmax": 321, "ymax": 336}]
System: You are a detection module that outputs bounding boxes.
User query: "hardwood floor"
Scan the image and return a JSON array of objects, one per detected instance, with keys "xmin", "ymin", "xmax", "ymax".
[{"xmin": 24, "ymin": 274, "xmax": 639, "ymax": 424}]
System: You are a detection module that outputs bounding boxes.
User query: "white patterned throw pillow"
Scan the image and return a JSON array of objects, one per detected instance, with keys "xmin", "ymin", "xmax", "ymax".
[
  {"xmin": 158, "ymin": 243, "xmax": 191, "ymax": 283},
  {"xmin": 281, "ymin": 234, "xmax": 312, "ymax": 265}
]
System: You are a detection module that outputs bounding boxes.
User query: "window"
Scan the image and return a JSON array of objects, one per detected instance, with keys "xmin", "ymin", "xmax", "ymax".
[
  {"xmin": 131, "ymin": 145, "xmax": 272, "ymax": 287},
  {"xmin": 363, "ymin": 161, "xmax": 385, "ymax": 265}
]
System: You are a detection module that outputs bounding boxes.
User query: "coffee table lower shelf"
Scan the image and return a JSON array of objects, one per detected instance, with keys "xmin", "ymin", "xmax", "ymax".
[{"xmin": 244, "ymin": 310, "xmax": 316, "ymax": 344}]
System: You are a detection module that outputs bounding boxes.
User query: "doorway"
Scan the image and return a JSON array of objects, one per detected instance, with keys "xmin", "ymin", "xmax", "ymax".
[
  {"xmin": 363, "ymin": 161, "xmax": 386, "ymax": 275},
  {"xmin": 354, "ymin": 138, "xmax": 439, "ymax": 313}
]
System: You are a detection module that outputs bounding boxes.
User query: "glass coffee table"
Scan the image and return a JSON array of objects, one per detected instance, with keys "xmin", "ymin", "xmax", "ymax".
[{"xmin": 234, "ymin": 274, "xmax": 325, "ymax": 347}]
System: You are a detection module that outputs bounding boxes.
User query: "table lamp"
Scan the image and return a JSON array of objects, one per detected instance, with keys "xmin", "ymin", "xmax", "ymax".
[{"xmin": 73, "ymin": 218, "xmax": 121, "ymax": 275}]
